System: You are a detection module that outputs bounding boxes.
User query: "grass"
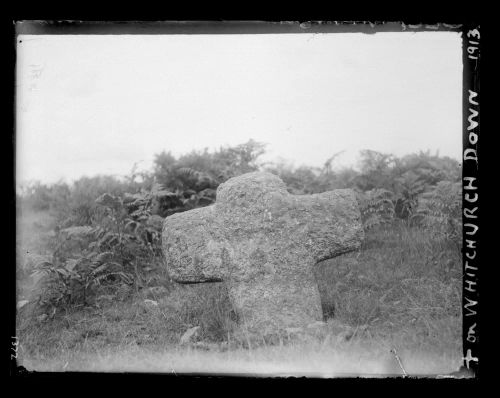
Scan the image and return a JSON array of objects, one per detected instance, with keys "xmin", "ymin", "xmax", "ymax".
[
  {"xmin": 314, "ymin": 221, "xmax": 462, "ymax": 354},
  {"xmin": 16, "ymin": 209, "xmax": 463, "ymax": 377}
]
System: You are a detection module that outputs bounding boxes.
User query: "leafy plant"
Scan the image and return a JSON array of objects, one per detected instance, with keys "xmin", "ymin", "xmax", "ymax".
[
  {"xmin": 393, "ymin": 171, "xmax": 426, "ymax": 221},
  {"xmin": 355, "ymin": 150, "xmax": 397, "ymax": 192},
  {"xmin": 357, "ymin": 189, "xmax": 395, "ymax": 231},
  {"xmin": 29, "ymin": 188, "xmax": 166, "ymax": 313},
  {"xmin": 31, "ymin": 250, "xmax": 132, "ymax": 312},
  {"xmin": 412, "ymin": 181, "xmax": 462, "ymax": 250}
]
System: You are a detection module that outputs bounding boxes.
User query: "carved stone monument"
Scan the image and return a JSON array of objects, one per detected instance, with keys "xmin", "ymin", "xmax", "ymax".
[{"xmin": 162, "ymin": 172, "xmax": 363, "ymax": 333}]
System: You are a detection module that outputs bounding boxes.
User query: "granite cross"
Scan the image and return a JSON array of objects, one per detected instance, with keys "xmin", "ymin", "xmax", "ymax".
[{"xmin": 162, "ymin": 172, "xmax": 364, "ymax": 333}]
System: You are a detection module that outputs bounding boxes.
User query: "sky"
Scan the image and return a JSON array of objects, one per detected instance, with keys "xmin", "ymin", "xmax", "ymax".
[{"xmin": 16, "ymin": 31, "xmax": 463, "ymax": 186}]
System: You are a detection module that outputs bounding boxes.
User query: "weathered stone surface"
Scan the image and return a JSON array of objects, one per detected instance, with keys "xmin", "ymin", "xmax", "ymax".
[{"xmin": 162, "ymin": 171, "xmax": 364, "ymax": 333}]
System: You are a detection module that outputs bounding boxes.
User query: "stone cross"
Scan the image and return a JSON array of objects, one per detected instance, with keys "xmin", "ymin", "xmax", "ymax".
[{"xmin": 162, "ymin": 172, "xmax": 364, "ymax": 333}]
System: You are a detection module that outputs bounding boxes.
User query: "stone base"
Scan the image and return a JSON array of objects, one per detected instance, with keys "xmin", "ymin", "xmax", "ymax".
[{"xmin": 227, "ymin": 270, "xmax": 323, "ymax": 334}]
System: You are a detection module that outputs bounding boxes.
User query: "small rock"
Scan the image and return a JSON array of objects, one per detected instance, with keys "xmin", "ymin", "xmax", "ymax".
[
  {"xmin": 307, "ymin": 321, "xmax": 327, "ymax": 329},
  {"xmin": 17, "ymin": 300, "xmax": 29, "ymax": 310},
  {"xmin": 336, "ymin": 330, "xmax": 353, "ymax": 342},
  {"xmin": 192, "ymin": 341, "xmax": 219, "ymax": 351},
  {"xmin": 143, "ymin": 299, "xmax": 158, "ymax": 306},
  {"xmin": 180, "ymin": 326, "xmax": 200, "ymax": 345}
]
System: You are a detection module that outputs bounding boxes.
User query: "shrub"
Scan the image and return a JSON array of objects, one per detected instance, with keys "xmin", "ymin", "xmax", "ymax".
[
  {"xmin": 413, "ymin": 181, "xmax": 462, "ymax": 250},
  {"xmin": 357, "ymin": 189, "xmax": 395, "ymax": 231},
  {"xmin": 154, "ymin": 139, "xmax": 266, "ymax": 190},
  {"xmin": 18, "ymin": 181, "xmax": 71, "ymax": 212},
  {"xmin": 265, "ymin": 162, "xmax": 323, "ymax": 194},
  {"xmin": 354, "ymin": 150, "xmax": 397, "ymax": 192},
  {"xmin": 393, "ymin": 170, "xmax": 426, "ymax": 220},
  {"xmin": 28, "ymin": 188, "xmax": 165, "ymax": 313}
]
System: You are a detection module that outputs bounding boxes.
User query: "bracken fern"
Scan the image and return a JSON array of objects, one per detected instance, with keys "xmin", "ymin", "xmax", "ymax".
[
  {"xmin": 357, "ymin": 189, "xmax": 396, "ymax": 231},
  {"xmin": 412, "ymin": 181, "xmax": 461, "ymax": 250}
]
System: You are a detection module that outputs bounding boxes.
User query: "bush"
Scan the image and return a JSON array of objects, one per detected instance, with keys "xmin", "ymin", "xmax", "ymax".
[
  {"xmin": 28, "ymin": 188, "xmax": 165, "ymax": 313},
  {"xmin": 413, "ymin": 181, "xmax": 462, "ymax": 251},
  {"xmin": 18, "ymin": 181, "xmax": 71, "ymax": 212},
  {"xmin": 357, "ymin": 189, "xmax": 396, "ymax": 231},
  {"xmin": 154, "ymin": 139, "xmax": 266, "ymax": 190}
]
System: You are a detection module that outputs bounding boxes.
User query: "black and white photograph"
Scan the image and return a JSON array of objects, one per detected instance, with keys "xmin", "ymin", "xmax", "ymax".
[{"xmin": 14, "ymin": 21, "xmax": 478, "ymax": 377}]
